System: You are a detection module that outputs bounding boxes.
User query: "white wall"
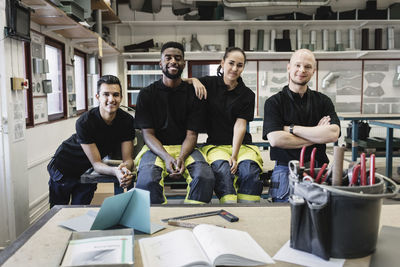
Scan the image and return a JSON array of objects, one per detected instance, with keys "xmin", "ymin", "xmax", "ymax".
[
  {"xmin": 0, "ymin": 0, "xmax": 12, "ymax": 248},
  {"xmin": 26, "ymin": 118, "xmax": 78, "ymax": 223},
  {"xmin": 0, "ymin": 2, "xmax": 29, "ymax": 245},
  {"xmin": 0, "ymin": 5, "xmax": 119, "ymax": 246}
]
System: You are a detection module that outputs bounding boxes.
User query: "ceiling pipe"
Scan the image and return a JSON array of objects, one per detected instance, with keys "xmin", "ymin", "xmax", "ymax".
[{"xmin": 223, "ymin": 0, "xmax": 331, "ymax": 7}]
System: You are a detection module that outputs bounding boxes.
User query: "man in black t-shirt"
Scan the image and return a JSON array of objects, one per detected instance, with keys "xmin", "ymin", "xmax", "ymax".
[
  {"xmin": 263, "ymin": 49, "xmax": 340, "ymax": 202},
  {"xmin": 48, "ymin": 75, "xmax": 135, "ymax": 208},
  {"xmin": 134, "ymin": 42, "xmax": 215, "ymax": 204}
]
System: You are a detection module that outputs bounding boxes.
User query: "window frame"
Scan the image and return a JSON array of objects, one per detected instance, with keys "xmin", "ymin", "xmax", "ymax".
[
  {"xmin": 45, "ymin": 36, "xmax": 66, "ymax": 121},
  {"xmin": 24, "ymin": 41, "xmax": 34, "ymax": 127},
  {"xmin": 73, "ymin": 48, "xmax": 88, "ymax": 114}
]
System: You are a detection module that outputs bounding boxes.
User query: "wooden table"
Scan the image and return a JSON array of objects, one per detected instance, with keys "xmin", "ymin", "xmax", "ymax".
[
  {"xmin": 369, "ymin": 120, "xmax": 400, "ymax": 178},
  {"xmin": 1, "ymin": 204, "xmax": 400, "ymax": 267},
  {"xmin": 337, "ymin": 113, "xmax": 400, "ymax": 161}
]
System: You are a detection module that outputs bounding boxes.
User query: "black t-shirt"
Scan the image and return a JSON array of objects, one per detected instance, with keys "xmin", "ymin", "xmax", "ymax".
[
  {"xmin": 135, "ymin": 79, "xmax": 205, "ymax": 145},
  {"xmin": 54, "ymin": 107, "xmax": 135, "ymax": 176},
  {"xmin": 199, "ymin": 76, "xmax": 254, "ymax": 145},
  {"xmin": 263, "ymin": 85, "xmax": 340, "ymax": 165}
]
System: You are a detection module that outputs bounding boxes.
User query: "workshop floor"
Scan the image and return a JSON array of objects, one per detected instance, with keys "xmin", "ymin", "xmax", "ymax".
[{"xmin": 91, "ymin": 147, "xmax": 400, "ymax": 205}]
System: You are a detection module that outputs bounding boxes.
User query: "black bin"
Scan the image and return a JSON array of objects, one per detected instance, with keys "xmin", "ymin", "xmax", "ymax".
[{"xmin": 288, "ymin": 160, "xmax": 398, "ymax": 260}]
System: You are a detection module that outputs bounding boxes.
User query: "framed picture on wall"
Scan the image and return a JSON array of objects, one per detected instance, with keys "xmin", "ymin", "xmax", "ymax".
[{"xmin": 33, "ymin": 97, "xmax": 48, "ymax": 124}]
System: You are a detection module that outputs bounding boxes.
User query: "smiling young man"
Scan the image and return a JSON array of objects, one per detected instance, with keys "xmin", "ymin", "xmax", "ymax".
[
  {"xmin": 263, "ymin": 49, "xmax": 340, "ymax": 202},
  {"xmin": 134, "ymin": 42, "xmax": 215, "ymax": 204},
  {"xmin": 48, "ymin": 75, "xmax": 135, "ymax": 208}
]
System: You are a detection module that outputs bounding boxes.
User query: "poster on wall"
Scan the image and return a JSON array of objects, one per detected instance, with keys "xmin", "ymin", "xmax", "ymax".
[
  {"xmin": 318, "ymin": 60, "xmax": 362, "ymax": 114},
  {"xmin": 66, "ymin": 64, "xmax": 76, "ymax": 117},
  {"xmin": 66, "ymin": 64, "xmax": 75, "ymax": 93},
  {"xmin": 33, "ymin": 97, "xmax": 48, "ymax": 124},
  {"xmin": 241, "ymin": 61, "xmax": 258, "ymax": 116},
  {"xmin": 363, "ymin": 60, "xmax": 400, "ymax": 114},
  {"xmin": 12, "ymin": 97, "xmax": 25, "ymax": 142},
  {"xmin": 31, "ymin": 31, "xmax": 46, "ymax": 97}
]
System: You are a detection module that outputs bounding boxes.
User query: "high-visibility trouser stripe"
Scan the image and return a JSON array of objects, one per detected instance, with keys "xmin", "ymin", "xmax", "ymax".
[
  {"xmin": 136, "ymin": 147, "xmax": 168, "ymax": 204},
  {"xmin": 200, "ymin": 144, "xmax": 263, "ymax": 169},
  {"xmin": 135, "ymin": 145, "xmax": 214, "ymax": 204},
  {"xmin": 184, "ymin": 199, "xmax": 206, "ymax": 204},
  {"xmin": 237, "ymin": 193, "xmax": 261, "ymax": 203},
  {"xmin": 220, "ymin": 194, "xmax": 237, "ymax": 204}
]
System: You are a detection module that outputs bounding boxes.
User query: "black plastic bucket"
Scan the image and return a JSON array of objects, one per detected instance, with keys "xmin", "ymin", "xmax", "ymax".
[{"xmin": 288, "ymin": 160, "xmax": 398, "ymax": 259}]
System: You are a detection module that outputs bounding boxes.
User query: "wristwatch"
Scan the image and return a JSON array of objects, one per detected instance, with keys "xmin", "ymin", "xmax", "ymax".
[{"xmin": 289, "ymin": 124, "xmax": 295, "ymax": 134}]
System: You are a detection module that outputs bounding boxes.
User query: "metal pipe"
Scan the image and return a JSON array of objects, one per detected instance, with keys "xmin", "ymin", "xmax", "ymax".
[
  {"xmin": 223, "ymin": 0, "xmax": 331, "ymax": 7},
  {"xmin": 95, "ymin": 9, "xmax": 102, "ymax": 37},
  {"xmin": 321, "ymin": 72, "xmax": 340, "ymax": 89}
]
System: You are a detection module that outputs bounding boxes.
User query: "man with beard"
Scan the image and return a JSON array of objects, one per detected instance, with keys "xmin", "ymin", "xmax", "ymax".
[
  {"xmin": 263, "ymin": 49, "xmax": 340, "ymax": 202},
  {"xmin": 134, "ymin": 42, "xmax": 215, "ymax": 204}
]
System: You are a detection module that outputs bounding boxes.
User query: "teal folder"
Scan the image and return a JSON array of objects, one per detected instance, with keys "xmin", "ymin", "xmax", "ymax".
[
  {"xmin": 59, "ymin": 188, "xmax": 164, "ymax": 234},
  {"xmin": 91, "ymin": 188, "xmax": 164, "ymax": 234}
]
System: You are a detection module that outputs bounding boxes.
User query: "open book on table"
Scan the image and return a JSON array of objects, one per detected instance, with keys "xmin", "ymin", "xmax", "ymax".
[{"xmin": 139, "ymin": 224, "xmax": 275, "ymax": 267}]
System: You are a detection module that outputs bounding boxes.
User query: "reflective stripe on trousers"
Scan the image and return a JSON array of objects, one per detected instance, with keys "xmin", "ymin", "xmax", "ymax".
[{"xmin": 135, "ymin": 145, "xmax": 215, "ymax": 204}]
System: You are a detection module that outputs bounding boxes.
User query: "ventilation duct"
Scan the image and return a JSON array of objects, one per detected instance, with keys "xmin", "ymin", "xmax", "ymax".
[
  {"xmin": 129, "ymin": 0, "xmax": 161, "ymax": 13},
  {"xmin": 222, "ymin": 0, "xmax": 331, "ymax": 7}
]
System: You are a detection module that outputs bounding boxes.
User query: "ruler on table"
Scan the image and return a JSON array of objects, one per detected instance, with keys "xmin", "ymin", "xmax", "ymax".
[{"xmin": 161, "ymin": 209, "xmax": 239, "ymax": 223}]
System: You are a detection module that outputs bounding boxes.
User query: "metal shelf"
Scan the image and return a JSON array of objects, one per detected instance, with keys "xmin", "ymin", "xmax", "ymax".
[
  {"xmin": 23, "ymin": 0, "xmax": 120, "ymax": 56},
  {"xmin": 91, "ymin": 0, "xmax": 120, "ymax": 23},
  {"xmin": 123, "ymin": 50, "xmax": 400, "ymax": 61}
]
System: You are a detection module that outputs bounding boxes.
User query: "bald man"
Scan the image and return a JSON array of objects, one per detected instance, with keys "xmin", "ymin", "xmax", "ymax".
[{"xmin": 263, "ymin": 49, "xmax": 340, "ymax": 202}]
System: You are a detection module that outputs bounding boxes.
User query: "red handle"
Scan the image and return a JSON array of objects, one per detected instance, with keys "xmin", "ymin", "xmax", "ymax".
[
  {"xmin": 321, "ymin": 168, "xmax": 330, "ymax": 184},
  {"xmin": 350, "ymin": 164, "xmax": 361, "ymax": 186},
  {"xmin": 310, "ymin": 147, "xmax": 317, "ymax": 178},
  {"xmin": 370, "ymin": 154, "xmax": 375, "ymax": 185},
  {"xmin": 300, "ymin": 146, "xmax": 306, "ymax": 167},
  {"xmin": 360, "ymin": 153, "xmax": 367, "ymax": 186},
  {"xmin": 315, "ymin": 163, "xmax": 328, "ymax": 184}
]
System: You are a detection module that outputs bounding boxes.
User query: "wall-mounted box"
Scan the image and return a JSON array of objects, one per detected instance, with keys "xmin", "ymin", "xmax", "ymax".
[
  {"xmin": 42, "ymin": 79, "xmax": 52, "ymax": 94},
  {"xmin": 11, "ymin": 77, "xmax": 28, "ymax": 90},
  {"xmin": 32, "ymin": 58, "xmax": 43, "ymax": 74}
]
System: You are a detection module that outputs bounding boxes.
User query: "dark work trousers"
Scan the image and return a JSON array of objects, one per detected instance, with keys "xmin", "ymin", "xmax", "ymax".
[
  {"xmin": 211, "ymin": 159, "xmax": 263, "ymax": 201},
  {"xmin": 135, "ymin": 148, "xmax": 215, "ymax": 204},
  {"xmin": 48, "ymin": 159, "xmax": 97, "ymax": 208}
]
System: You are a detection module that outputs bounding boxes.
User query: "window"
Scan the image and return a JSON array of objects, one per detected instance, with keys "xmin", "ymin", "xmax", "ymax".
[
  {"xmin": 87, "ymin": 56, "xmax": 102, "ymax": 109},
  {"xmin": 45, "ymin": 37, "xmax": 65, "ymax": 121},
  {"xmin": 24, "ymin": 42, "xmax": 33, "ymax": 126},
  {"xmin": 73, "ymin": 49, "xmax": 87, "ymax": 113},
  {"xmin": 189, "ymin": 61, "xmax": 219, "ymax": 78}
]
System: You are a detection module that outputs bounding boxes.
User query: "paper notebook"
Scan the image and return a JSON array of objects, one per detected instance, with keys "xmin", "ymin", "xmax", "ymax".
[
  {"xmin": 139, "ymin": 224, "xmax": 275, "ymax": 267},
  {"xmin": 59, "ymin": 188, "xmax": 164, "ymax": 234}
]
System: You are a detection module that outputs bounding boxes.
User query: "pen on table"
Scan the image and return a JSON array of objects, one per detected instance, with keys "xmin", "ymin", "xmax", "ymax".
[{"xmin": 167, "ymin": 220, "xmax": 226, "ymax": 228}]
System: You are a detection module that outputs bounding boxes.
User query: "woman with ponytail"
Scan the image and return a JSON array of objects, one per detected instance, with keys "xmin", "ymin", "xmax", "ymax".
[{"xmin": 186, "ymin": 47, "xmax": 264, "ymax": 203}]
